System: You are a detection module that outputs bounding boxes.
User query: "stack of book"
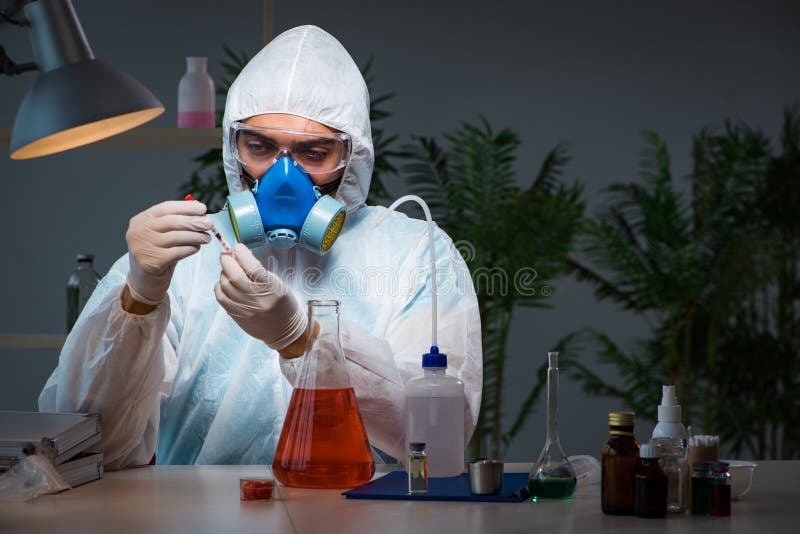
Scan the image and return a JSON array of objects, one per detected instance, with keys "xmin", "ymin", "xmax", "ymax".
[{"xmin": 0, "ymin": 411, "xmax": 103, "ymax": 488}]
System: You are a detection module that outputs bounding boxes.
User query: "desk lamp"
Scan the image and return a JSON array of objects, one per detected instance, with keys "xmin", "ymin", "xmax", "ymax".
[{"xmin": 1, "ymin": 0, "xmax": 164, "ymax": 159}]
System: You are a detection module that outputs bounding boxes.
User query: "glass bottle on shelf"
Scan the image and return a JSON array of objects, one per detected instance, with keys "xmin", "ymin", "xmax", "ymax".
[
  {"xmin": 177, "ymin": 56, "xmax": 215, "ymax": 128},
  {"xmin": 528, "ymin": 352, "xmax": 577, "ymax": 500},
  {"xmin": 66, "ymin": 254, "xmax": 100, "ymax": 331},
  {"xmin": 272, "ymin": 300, "xmax": 375, "ymax": 488}
]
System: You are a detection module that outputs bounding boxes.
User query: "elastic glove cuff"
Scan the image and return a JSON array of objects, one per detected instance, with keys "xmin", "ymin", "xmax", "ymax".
[
  {"xmin": 126, "ymin": 273, "xmax": 165, "ymax": 307},
  {"xmin": 268, "ymin": 306, "xmax": 309, "ymax": 352}
]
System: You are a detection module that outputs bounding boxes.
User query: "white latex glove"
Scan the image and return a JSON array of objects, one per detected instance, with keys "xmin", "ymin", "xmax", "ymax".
[
  {"xmin": 215, "ymin": 243, "xmax": 308, "ymax": 351},
  {"xmin": 126, "ymin": 200, "xmax": 212, "ymax": 305}
]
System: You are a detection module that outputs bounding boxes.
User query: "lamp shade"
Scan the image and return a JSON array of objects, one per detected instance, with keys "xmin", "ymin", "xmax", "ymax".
[
  {"xmin": 10, "ymin": 59, "xmax": 164, "ymax": 159},
  {"xmin": 9, "ymin": 0, "xmax": 164, "ymax": 159}
]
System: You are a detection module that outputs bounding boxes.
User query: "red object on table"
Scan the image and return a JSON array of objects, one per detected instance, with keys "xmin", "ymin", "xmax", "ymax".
[{"xmin": 240, "ymin": 478, "xmax": 274, "ymax": 501}]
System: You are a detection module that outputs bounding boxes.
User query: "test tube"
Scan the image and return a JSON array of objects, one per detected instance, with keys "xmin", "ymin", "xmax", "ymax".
[{"xmin": 184, "ymin": 194, "xmax": 234, "ymax": 255}]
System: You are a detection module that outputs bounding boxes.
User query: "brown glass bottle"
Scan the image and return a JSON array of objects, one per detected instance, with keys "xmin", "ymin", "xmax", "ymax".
[
  {"xmin": 634, "ymin": 443, "xmax": 667, "ymax": 518},
  {"xmin": 602, "ymin": 412, "xmax": 640, "ymax": 515}
]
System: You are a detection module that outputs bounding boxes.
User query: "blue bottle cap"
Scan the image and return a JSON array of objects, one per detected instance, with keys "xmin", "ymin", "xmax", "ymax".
[{"xmin": 422, "ymin": 345, "xmax": 447, "ymax": 368}]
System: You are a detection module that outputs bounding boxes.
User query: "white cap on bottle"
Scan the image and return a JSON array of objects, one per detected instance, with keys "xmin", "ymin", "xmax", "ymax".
[
  {"xmin": 186, "ymin": 56, "xmax": 208, "ymax": 72},
  {"xmin": 640, "ymin": 443, "xmax": 661, "ymax": 458},
  {"xmin": 658, "ymin": 385, "xmax": 681, "ymax": 423}
]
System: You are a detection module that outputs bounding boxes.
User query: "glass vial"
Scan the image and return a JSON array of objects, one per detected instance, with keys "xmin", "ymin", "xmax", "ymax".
[
  {"xmin": 67, "ymin": 254, "xmax": 100, "ymax": 331},
  {"xmin": 408, "ymin": 442, "xmax": 428, "ymax": 494},
  {"xmin": 602, "ymin": 411, "xmax": 640, "ymax": 515},
  {"xmin": 653, "ymin": 437, "xmax": 689, "ymax": 513},
  {"xmin": 528, "ymin": 352, "xmax": 576, "ymax": 500},
  {"xmin": 691, "ymin": 461, "xmax": 713, "ymax": 515},
  {"xmin": 710, "ymin": 461, "xmax": 731, "ymax": 516},
  {"xmin": 634, "ymin": 443, "xmax": 667, "ymax": 518},
  {"xmin": 177, "ymin": 57, "xmax": 215, "ymax": 128}
]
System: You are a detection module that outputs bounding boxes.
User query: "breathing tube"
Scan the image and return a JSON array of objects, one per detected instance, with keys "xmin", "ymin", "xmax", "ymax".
[{"xmin": 375, "ymin": 194, "xmax": 438, "ymax": 349}]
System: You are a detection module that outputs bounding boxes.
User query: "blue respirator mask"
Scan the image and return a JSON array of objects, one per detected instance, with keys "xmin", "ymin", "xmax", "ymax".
[{"xmin": 225, "ymin": 122, "xmax": 350, "ymax": 254}]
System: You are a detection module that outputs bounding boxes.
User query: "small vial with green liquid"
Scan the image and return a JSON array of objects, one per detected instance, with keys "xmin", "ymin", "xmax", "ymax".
[{"xmin": 528, "ymin": 352, "xmax": 577, "ymax": 501}]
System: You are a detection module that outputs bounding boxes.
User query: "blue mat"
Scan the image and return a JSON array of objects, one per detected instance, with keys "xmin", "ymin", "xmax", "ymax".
[{"xmin": 342, "ymin": 471, "xmax": 530, "ymax": 502}]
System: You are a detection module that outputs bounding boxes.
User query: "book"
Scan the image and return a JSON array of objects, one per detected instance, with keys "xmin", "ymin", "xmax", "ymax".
[
  {"xmin": 56, "ymin": 453, "xmax": 104, "ymax": 488},
  {"xmin": 0, "ymin": 411, "xmax": 101, "ymax": 467}
]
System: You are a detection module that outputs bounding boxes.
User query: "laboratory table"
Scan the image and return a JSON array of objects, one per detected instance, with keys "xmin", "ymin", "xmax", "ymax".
[{"xmin": 1, "ymin": 462, "xmax": 798, "ymax": 533}]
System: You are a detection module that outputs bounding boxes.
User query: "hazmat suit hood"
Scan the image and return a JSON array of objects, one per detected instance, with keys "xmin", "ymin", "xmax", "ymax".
[{"xmin": 222, "ymin": 25, "xmax": 374, "ymax": 212}]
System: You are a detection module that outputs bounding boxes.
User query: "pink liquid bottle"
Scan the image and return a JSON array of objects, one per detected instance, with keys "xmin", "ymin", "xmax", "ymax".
[{"xmin": 177, "ymin": 57, "xmax": 215, "ymax": 128}]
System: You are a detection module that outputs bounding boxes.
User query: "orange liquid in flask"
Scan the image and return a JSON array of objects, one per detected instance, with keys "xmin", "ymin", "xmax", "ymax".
[{"xmin": 272, "ymin": 387, "xmax": 375, "ymax": 488}]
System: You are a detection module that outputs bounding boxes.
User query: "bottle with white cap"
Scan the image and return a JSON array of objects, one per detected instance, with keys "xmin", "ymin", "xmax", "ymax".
[
  {"xmin": 635, "ymin": 443, "xmax": 667, "ymax": 518},
  {"xmin": 651, "ymin": 385, "xmax": 688, "ymax": 445}
]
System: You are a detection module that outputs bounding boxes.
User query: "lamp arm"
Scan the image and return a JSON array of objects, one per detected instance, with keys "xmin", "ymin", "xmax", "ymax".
[
  {"xmin": 0, "ymin": 9, "xmax": 30, "ymax": 27},
  {"xmin": 1, "ymin": 6, "xmax": 36, "ymax": 76},
  {"xmin": 0, "ymin": 45, "xmax": 38, "ymax": 76}
]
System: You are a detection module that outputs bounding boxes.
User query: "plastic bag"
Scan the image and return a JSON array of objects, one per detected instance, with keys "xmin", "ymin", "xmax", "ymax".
[
  {"xmin": 0, "ymin": 454, "xmax": 71, "ymax": 502},
  {"xmin": 568, "ymin": 454, "xmax": 601, "ymax": 484}
]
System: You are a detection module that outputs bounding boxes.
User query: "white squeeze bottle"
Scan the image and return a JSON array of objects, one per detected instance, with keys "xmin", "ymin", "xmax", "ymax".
[
  {"xmin": 651, "ymin": 385, "xmax": 689, "ymax": 444},
  {"xmin": 374, "ymin": 194, "xmax": 467, "ymax": 477},
  {"xmin": 405, "ymin": 346, "xmax": 465, "ymax": 477}
]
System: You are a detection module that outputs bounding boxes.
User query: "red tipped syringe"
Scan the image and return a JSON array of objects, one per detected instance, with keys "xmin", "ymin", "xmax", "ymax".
[{"xmin": 185, "ymin": 194, "xmax": 234, "ymax": 255}]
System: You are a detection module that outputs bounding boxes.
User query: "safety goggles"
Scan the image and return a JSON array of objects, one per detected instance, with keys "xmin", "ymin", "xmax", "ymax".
[{"xmin": 230, "ymin": 121, "xmax": 352, "ymax": 174}]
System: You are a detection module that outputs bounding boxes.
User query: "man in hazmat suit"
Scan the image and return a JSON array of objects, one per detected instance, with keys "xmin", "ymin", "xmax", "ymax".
[{"xmin": 39, "ymin": 25, "xmax": 482, "ymax": 469}]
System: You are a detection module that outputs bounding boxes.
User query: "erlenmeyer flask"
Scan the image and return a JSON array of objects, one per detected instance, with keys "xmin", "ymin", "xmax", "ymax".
[
  {"xmin": 528, "ymin": 352, "xmax": 577, "ymax": 500},
  {"xmin": 272, "ymin": 300, "xmax": 375, "ymax": 488}
]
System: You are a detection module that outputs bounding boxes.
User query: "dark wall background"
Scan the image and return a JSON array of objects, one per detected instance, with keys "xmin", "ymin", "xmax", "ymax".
[{"xmin": 1, "ymin": 0, "xmax": 798, "ymax": 460}]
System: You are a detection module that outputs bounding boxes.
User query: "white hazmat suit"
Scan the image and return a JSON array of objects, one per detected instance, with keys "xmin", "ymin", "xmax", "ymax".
[{"xmin": 39, "ymin": 25, "xmax": 483, "ymax": 469}]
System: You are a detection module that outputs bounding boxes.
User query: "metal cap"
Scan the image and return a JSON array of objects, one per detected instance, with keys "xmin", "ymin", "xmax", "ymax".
[
  {"xmin": 693, "ymin": 461, "xmax": 712, "ymax": 471},
  {"xmin": 711, "ymin": 461, "xmax": 730, "ymax": 473},
  {"xmin": 468, "ymin": 458, "xmax": 504, "ymax": 495},
  {"xmin": 609, "ymin": 411, "xmax": 635, "ymax": 427}
]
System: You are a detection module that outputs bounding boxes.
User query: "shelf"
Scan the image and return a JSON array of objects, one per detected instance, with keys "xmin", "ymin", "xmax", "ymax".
[
  {"xmin": 0, "ymin": 334, "xmax": 67, "ymax": 350},
  {"xmin": 96, "ymin": 127, "xmax": 222, "ymax": 149},
  {"xmin": 1, "ymin": 127, "xmax": 222, "ymax": 150}
]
